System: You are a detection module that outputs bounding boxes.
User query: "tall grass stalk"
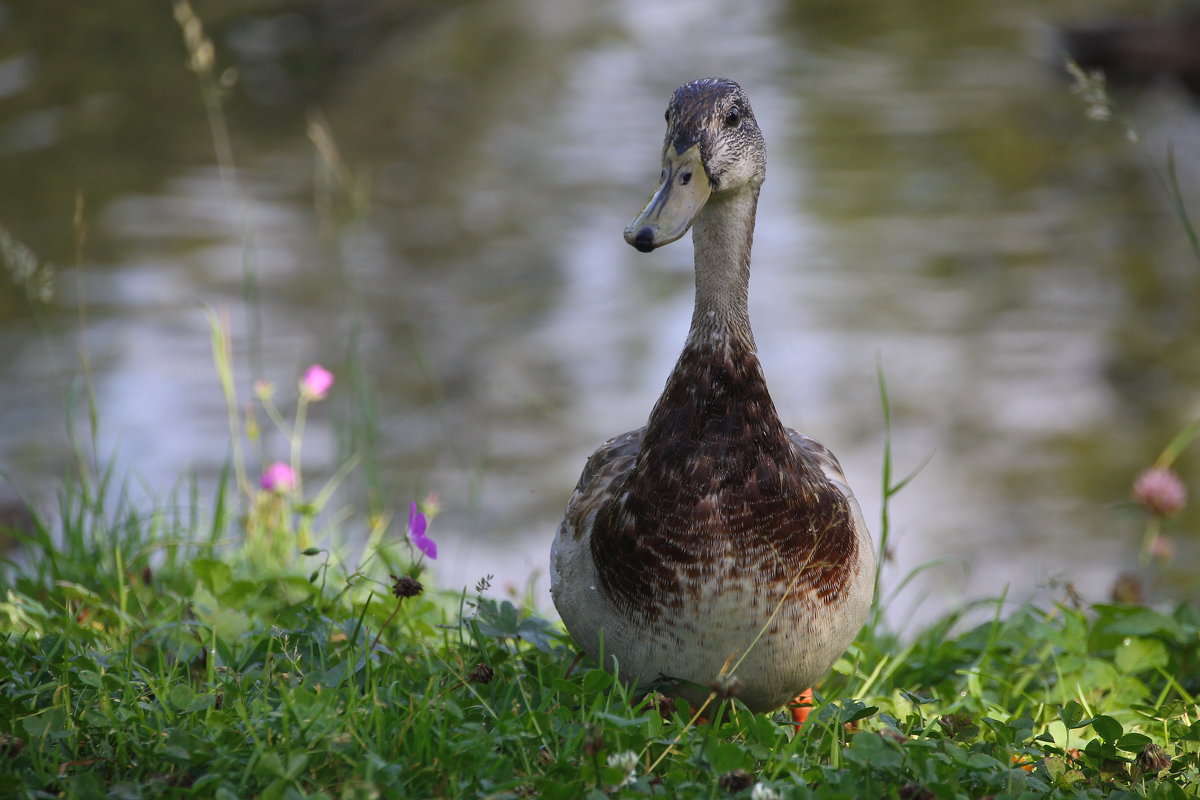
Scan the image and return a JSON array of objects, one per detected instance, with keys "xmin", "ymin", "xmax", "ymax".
[
  {"xmin": 174, "ymin": 0, "xmax": 264, "ymax": 382},
  {"xmin": 871, "ymin": 359, "xmax": 934, "ymax": 632}
]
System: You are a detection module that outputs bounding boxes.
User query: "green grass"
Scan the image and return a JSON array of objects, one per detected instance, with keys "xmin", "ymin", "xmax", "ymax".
[{"xmin": 1, "ymin": 424, "xmax": 1198, "ymax": 799}]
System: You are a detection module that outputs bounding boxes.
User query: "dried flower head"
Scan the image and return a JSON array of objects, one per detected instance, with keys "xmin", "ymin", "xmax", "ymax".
[
  {"xmin": 1133, "ymin": 467, "xmax": 1186, "ymax": 516},
  {"xmin": 718, "ymin": 770, "xmax": 754, "ymax": 792},
  {"xmin": 1110, "ymin": 572, "xmax": 1144, "ymax": 605},
  {"xmin": 0, "ymin": 732, "xmax": 24, "ymax": 757},
  {"xmin": 710, "ymin": 673, "xmax": 744, "ymax": 699},
  {"xmin": 467, "ymin": 663, "xmax": 495, "ymax": 684},
  {"xmin": 390, "ymin": 574, "xmax": 423, "ymax": 599},
  {"xmin": 937, "ymin": 712, "xmax": 978, "ymax": 740},
  {"xmin": 260, "ymin": 461, "xmax": 296, "ymax": 493},
  {"xmin": 582, "ymin": 726, "xmax": 604, "ymax": 757},
  {"xmin": 898, "ymin": 784, "xmax": 937, "ymax": 800},
  {"xmin": 1136, "ymin": 742, "xmax": 1172, "ymax": 776},
  {"xmin": 643, "ymin": 691, "xmax": 677, "ymax": 720}
]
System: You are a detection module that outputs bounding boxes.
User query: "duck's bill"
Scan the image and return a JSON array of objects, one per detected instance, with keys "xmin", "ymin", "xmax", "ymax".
[{"xmin": 624, "ymin": 143, "xmax": 711, "ymax": 253}]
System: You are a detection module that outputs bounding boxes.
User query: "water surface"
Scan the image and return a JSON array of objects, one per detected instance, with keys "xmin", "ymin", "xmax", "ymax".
[{"xmin": 2, "ymin": 0, "xmax": 1199, "ymax": 625}]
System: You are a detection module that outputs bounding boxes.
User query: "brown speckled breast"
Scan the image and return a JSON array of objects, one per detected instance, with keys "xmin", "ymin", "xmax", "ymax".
[{"xmin": 588, "ymin": 334, "xmax": 858, "ymax": 625}]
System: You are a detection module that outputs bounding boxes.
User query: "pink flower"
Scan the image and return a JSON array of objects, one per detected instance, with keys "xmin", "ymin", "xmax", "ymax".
[
  {"xmin": 1133, "ymin": 467, "xmax": 1187, "ymax": 516},
  {"xmin": 421, "ymin": 492, "xmax": 440, "ymax": 518},
  {"xmin": 409, "ymin": 501, "xmax": 437, "ymax": 560},
  {"xmin": 300, "ymin": 364, "xmax": 334, "ymax": 400},
  {"xmin": 260, "ymin": 461, "xmax": 296, "ymax": 492}
]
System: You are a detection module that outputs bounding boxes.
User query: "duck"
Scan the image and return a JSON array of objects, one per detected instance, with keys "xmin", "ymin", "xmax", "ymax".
[{"xmin": 550, "ymin": 78, "xmax": 876, "ymax": 717}]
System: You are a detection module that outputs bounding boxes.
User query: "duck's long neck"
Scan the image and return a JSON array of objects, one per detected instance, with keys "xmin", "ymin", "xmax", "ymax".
[
  {"xmin": 687, "ymin": 185, "xmax": 759, "ymax": 348},
  {"xmin": 642, "ymin": 182, "xmax": 790, "ymax": 452}
]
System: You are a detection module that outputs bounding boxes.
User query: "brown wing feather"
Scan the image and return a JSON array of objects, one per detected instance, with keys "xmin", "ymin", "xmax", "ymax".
[{"xmin": 560, "ymin": 428, "xmax": 644, "ymax": 543}]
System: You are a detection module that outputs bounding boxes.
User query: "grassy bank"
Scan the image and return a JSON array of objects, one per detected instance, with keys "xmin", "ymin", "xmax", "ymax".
[{"xmin": 1, "ymin": 386, "xmax": 1198, "ymax": 799}]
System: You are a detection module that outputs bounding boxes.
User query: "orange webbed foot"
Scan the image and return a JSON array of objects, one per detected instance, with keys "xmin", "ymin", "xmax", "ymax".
[{"xmin": 788, "ymin": 688, "xmax": 814, "ymax": 727}]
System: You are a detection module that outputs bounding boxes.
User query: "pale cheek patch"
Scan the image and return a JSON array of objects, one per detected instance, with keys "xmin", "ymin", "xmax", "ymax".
[{"xmin": 705, "ymin": 135, "xmax": 758, "ymax": 190}]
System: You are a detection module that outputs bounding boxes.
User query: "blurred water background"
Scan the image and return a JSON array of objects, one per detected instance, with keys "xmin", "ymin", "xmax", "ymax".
[{"xmin": 2, "ymin": 0, "xmax": 1199, "ymax": 628}]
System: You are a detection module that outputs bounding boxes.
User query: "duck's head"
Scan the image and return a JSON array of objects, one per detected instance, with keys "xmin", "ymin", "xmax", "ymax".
[{"xmin": 624, "ymin": 78, "xmax": 766, "ymax": 253}]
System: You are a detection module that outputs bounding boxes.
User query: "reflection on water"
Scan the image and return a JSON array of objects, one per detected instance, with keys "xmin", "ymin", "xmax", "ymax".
[{"xmin": 1, "ymin": 0, "xmax": 1198, "ymax": 624}]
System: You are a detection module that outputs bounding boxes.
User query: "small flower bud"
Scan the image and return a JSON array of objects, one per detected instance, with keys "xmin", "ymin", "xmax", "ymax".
[
  {"xmin": 300, "ymin": 364, "xmax": 334, "ymax": 400},
  {"xmin": 1148, "ymin": 534, "xmax": 1175, "ymax": 564},
  {"xmin": 260, "ymin": 462, "xmax": 296, "ymax": 493}
]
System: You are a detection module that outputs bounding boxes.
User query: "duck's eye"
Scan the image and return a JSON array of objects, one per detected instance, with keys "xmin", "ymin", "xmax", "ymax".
[
  {"xmin": 664, "ymin": 109, "xmax": 671, "ymax": 123},
  {"xmin": 724, "ymin": 107, "xmax": 741, "ymax": 127}
]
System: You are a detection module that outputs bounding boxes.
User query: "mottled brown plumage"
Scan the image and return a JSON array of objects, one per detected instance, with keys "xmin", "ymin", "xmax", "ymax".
[{"xmin": 550, "ymin": 78, "xmax": 875, "ymax": 713}]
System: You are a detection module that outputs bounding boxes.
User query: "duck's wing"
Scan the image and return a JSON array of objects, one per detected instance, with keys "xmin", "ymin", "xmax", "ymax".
[
  {"xmin": 556, "ymin": 428, "xmax": 645, "ymax": 546},
  {"xmin": 785, "ymin": 427, "xmax": 871, "ymax": 546},
  {"xmin": 550, "ymin": 428, "xmax": 645, "ymax": 614},
  {"xmin": 785, "ymin": 430, "xmax": 849, "ymax": 484}
]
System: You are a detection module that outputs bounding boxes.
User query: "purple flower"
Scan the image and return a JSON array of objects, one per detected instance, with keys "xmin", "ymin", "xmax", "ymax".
[
  {"xmin": 1133, "ymin": 467, "xmax": 1187, "ymax": 516},
  {"xmin": 300, "ymin": 364, "xmax": 334, "ymax": 401},
  {"xmin": 409, "ymin": 501, "xmax": 437, "ymax": 559},
  {"xmin": 260, "ymin": 461, "xmax": 296, "ymax": 492}
]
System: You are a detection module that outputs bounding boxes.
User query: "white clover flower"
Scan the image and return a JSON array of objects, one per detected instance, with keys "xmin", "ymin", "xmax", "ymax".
[
  {"xmin": 606, "ymin": 750, "xmax": 638, "ymax": 788},
  {"xmin": 750, "ymin": 783, "xmax": 782, "ymax": 800}
]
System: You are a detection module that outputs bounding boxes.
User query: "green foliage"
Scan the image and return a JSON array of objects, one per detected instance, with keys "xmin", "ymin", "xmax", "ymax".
[{"xmin": 1, "ymin": 476, "xmax": 1198, "ymax": 799}]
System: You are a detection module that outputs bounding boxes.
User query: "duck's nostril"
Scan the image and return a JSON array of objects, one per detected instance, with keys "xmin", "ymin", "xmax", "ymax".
[
  {"xmin": 633, "ymin": 227, "xmax": 656, "ymax": 253},
  {"xmin": 680, "ymin": 172, "xmax": 692, "ymax": 186}
]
